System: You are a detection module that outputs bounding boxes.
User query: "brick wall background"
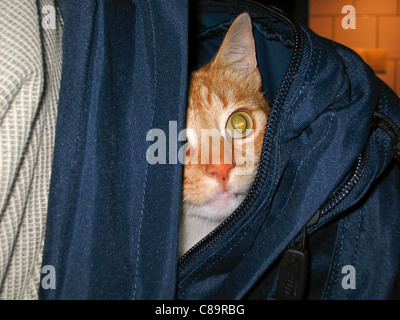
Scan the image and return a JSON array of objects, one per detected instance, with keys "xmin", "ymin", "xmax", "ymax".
[{"xmin": 309, "ymin": 0, "xmax": 400, "ymax": 96}]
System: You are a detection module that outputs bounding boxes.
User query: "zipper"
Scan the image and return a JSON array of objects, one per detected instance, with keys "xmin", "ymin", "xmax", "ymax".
[
  {"xmin": 310, "ymin": 144, "xmax": 370, "ymax": 230},
  {"xmin": 277, "ymin": 105, "xmax": 400, "ymax": 299},
  {"xmin": 373, "ymin": 110, "xmax": 400, "ymax": 162},
  {"xmin": 178, "ymin": 0, "xmax": 304, "ymax": 272},
  {"xmin": 277, "ymin": 142, "xmax": 370, "ymax": 300},
  {"xmin": 277, "ymin": 106, "xmax": 400, "ymax": 299},
  {"xmin": 307, "ymin": 109, "xmax": 400, "ymax": 233}
]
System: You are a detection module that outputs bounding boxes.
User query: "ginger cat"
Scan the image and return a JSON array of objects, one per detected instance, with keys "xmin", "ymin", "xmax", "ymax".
[{"xmin": 179, "ymin": 13, "xmax": 270, "ymax": 257}]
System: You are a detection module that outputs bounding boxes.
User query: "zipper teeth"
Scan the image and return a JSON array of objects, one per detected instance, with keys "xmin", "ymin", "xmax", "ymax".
[
  {"xmin": 374, "ymin": 110, "xmax": 400, "ymax": 138},
  {"xmin": 311, "ymin": 145, "xmax": 370, "ymax": 228},
  {"xmin": 312, "ymin": 111, "xmax": 398, "ymax": 227},
  {"xmin": 178, "ymin": 1, "xmax": 303, "ymax": 271}
]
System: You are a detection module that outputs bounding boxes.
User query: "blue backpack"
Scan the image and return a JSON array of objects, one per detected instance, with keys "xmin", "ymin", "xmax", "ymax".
[{"xmin": 40, "ymin": 0, "xmax": 400, "ymax": 300}]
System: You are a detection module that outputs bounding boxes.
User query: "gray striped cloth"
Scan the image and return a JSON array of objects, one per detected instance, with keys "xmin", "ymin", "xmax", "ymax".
[{"xmin": 0, "ymin": 0, "xmax": 63, "ymax": 299}]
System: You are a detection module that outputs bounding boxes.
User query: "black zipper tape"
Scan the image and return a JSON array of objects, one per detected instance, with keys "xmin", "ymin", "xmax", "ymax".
[
  {"xmin": 393, "ymin": 137, "xmax": 400, "ymax": 161},
  {"xmin": 373, "ymin": 110, "xmax": 400, "ymax": 162}
]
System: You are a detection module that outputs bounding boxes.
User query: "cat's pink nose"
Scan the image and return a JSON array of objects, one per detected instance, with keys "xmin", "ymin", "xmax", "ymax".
[{"xmin": 205, "ymin": 162, "xmax": 235, "ymax": 187}]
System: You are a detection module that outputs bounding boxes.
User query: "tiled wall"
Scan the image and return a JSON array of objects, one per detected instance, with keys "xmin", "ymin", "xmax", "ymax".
[{"xmin": 309, "ymin": 0, "xmax": 400, "ymax": 96}]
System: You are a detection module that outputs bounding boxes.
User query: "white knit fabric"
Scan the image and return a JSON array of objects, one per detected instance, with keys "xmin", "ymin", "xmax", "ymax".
[{"xmin": 0, "ymin": 0, "xmax": 62, "ymax": 299}]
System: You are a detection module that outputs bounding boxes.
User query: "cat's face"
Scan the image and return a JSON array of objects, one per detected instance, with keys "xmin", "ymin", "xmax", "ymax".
[{"xmin": 182, "ymin": 13, "xmax": 270, "ymax": 222}]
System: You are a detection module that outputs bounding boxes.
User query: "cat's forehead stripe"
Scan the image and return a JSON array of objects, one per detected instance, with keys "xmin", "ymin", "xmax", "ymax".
[{"xmin": 198, "ymin": 83, "xmax": 226, "ymax": 111}]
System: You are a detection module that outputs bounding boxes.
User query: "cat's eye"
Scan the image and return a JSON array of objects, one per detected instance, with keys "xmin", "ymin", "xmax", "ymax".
[{"xmin": 226, "ymin": 111, "xmax": 254, "ymax": 138}]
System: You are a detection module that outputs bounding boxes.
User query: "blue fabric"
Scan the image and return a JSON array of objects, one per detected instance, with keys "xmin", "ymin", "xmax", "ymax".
[
  {"xmin": 40, "ymin": 0, "xmax": 400, "ymax": 300},
  {"xmin": 40, "ymin": 0, "xmax": 188, "ymax": 299},
  {"xmin": 176, "ymin": 19, "xmax": 400, "ymax": 299}
]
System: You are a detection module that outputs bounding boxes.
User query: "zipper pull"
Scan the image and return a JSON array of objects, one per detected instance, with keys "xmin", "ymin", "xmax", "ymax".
[
  {"xmin": 277, "ymin": 246, "xmax": 308, "ymax": 300},
  {"xmin": 277, "ymin": 227, "xmax": 308, "ymax": 300}
]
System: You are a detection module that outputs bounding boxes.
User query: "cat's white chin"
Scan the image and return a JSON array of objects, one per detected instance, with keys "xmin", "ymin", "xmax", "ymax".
[
  {"xmin": 185, "ymin": 191, "xmax": 246, "ymax": 222},
  {"xmin": 178, "ymin": 192, "xmax": 246, "ymax": 257}
]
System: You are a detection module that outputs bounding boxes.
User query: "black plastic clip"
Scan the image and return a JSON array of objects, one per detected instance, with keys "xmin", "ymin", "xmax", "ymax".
[{"xmin": 277, "ymin": 228, "xmax": 308, "ymax": 300}]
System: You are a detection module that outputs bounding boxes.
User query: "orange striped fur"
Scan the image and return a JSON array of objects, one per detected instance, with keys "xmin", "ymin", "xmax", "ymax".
[{"xmin": 179, "ymin": 13, "xmax": 270, "ymax": 257}]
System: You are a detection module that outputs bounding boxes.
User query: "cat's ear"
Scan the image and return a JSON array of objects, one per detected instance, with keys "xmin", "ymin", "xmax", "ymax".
[{"xmin": 211, "ymin": 13, "xmax": 261, "ymax": 83}]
